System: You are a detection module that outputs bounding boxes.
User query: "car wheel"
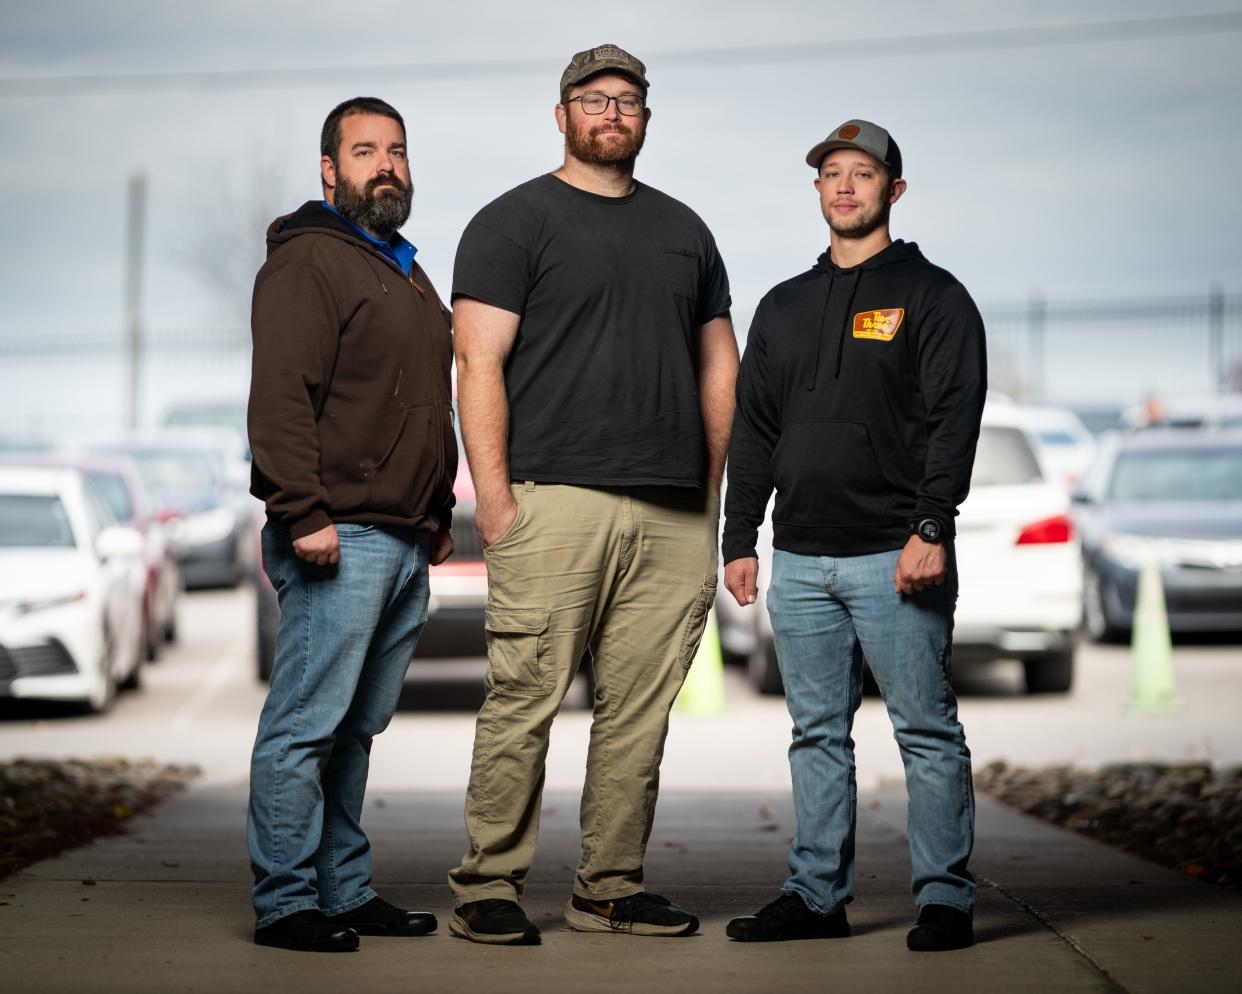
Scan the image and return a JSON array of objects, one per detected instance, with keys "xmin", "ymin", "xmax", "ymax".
[
  {"xmin": 748, "ymin": 637, "xmax": 784, "ymax": 695},
  {"xmin": 1084, "ymin": 567, "xmax": 1127, "ymax": 643},
  {"xmin": 1023, "ymin": 650, "xmax": 1074, "ymax": 694},
  {"xmin": 163, "ymin": 612, "xmax": 178, "ymax": 644},
  {"xmin": 85, "ymin": 634, "xmax": 117, "ymax": 714}
]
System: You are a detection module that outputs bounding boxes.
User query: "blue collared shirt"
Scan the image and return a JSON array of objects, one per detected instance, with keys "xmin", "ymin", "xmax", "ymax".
[{"xmin": 322, "ymin": 200, "xmax": 417, "ymax": 278}]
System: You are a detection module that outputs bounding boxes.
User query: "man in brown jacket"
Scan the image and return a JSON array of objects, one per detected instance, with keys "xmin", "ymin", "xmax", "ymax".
[{"xmin": 246, "ymin": 96, "xmax": 456, "ymax": 953}]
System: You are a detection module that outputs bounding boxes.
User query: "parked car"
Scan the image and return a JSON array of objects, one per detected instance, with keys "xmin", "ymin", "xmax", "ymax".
[
  {"xmin": 1023, "ymin": 406, "xmax": 1097, "ymax": 491},
  {"xmin": 161, "ymin": 399, "xmax": 250, "ymax": 459},
  {"xmin": 92, "ymin": 434, "xmax": 256, "ymax": 589},
  {"xmin": 731, "ymin": 402, "xmax": 1083, "ymax": 695},
  {"xmin": 1073, "ymin": 429, "xmax": 1242, "ymax": 641},
  {"xmin": 1121, "ymin": 394, "xmax": 1242, "ymax": 432},
  {"xmin": 4, "ymin": 454, "xmax": 182, "ymax": 660},
  {"xmin": 0, "ymin": 466, "xmax": 147, "ymax": 712}
]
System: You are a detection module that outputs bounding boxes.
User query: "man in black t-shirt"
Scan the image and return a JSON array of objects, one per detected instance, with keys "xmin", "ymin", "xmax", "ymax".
[{"xmin": 447, "ymin": 43, "xmax": 738, "ymax": 946}]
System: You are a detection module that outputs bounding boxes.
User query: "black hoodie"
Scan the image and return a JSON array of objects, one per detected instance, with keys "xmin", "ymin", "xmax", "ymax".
[
  {"xmin": 248, "ymin": 201, "xmax": 456, "ymax": 540},
  {"xmin": 722, "ymin": 240, "xmax": 986, "ymax": 562}
]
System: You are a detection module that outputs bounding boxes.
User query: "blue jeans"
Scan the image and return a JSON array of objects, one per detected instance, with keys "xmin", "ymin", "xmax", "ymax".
[
  {"xmin": 248, "ymin": 522, "xmax": 430, "ymax": 927},
  {"xmin": 767, "ymin": 547, "xmax": 974, "ymax": 915}
]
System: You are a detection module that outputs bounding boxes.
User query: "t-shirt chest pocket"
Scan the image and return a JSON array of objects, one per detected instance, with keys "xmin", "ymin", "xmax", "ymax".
[{"xmin": 661, "ymin": 245, "xmax": 700, "ymax": 329}]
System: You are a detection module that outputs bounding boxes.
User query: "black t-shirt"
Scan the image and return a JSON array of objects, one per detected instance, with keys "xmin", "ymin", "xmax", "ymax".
[{"xmin": 452, "ymin": 173, "xmax": 731, "ymax": 488}]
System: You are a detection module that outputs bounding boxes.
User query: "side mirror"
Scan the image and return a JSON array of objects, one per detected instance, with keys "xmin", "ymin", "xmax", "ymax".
[{"xmin": 96, "ymin": 525, "xmax": 145, "ymax": 561}]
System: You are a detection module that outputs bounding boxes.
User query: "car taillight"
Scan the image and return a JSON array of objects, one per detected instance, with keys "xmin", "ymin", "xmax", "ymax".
[{"xmin": 1016, "ymin": 514, "xmax": 1074, "ymax": 545}]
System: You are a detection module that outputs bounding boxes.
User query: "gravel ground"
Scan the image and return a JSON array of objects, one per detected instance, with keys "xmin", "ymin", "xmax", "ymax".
[
  {"xmin": 976, "ymin": 761, "xmax": 1242, "ymax": 890},
  {"xmin": 0, "ymin": 758, "xmax": 199, "ymax": 880}
]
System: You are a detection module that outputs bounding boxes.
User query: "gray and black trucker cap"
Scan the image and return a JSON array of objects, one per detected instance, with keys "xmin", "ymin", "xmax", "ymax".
[
  {"xmin": 560, "ymin": 43, "xmax": 649, "ymax": 95},
  {"xmin": 805, "ymin": 119, "xmax": 902, "ymax": 177}
]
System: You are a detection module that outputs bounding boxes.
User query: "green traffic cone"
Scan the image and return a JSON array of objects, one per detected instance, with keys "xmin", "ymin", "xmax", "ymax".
[
  {"xmin": 677, "ymin": 612, "xmax": 727, "ymax": 714},
  {"xmin": 1128, "ymin": 555, "xmax": 1178, "ymax": 713}
]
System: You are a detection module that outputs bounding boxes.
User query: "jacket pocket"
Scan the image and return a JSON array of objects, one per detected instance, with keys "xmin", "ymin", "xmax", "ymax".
[
  {"xmin": 484, "ymin": 607, "xmax": 553, "ymax": 697},
  {"xmin": 772, "ymin": 420, "xmax": 893, "ymax": 526},
  {"xmin": 367, "ymin": 400, "xmax": 456, "ymax": 518}
]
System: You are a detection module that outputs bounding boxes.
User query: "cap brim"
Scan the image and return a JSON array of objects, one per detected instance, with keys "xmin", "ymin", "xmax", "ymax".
[
  {"xmin": 806, "ymin": 139, "xmax": 872, "ymax": 169},
  {"xmin": 565, "ymin": 63, "xmax": 649, "ymax": 90}
]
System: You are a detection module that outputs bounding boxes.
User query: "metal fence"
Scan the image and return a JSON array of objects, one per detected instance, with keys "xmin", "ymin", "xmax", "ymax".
[{"xmin": 3, "ymin": 289, "xmax": 1241, "ymax": 443}]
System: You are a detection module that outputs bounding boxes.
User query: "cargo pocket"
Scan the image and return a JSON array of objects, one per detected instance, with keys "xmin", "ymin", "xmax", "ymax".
[
  {"xmin": 484, "ymin": 607, "xmax": 553, "ymax": 697},
  {"xmin": 677, "ymin": 575, "xmax": 718, "ymax": 671}
]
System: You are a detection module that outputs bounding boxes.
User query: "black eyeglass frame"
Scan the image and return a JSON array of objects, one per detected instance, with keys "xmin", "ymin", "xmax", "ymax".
[{"xmin": 564, "ymin": 92, "xmax": 647, "ymax": 116}]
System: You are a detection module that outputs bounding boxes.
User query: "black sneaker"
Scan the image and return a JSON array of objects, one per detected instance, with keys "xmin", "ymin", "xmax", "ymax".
[
  {"xmin": 449, "ymin": 899, "xmax": 541, "ymax": 945},
  {"xmin": 326, "ymin": 895, "xmax": 437, "ymax": 936},
  {"xmin": 564, "ymin": 892, "xmax": 699, "ymax": 937},
  {"xmin": 906, "ymin": 904, "xmax": 974, "ymax": 951},
  {"xmin": 726, "ymin": 892, "xmax": 850, "ymax": 942},
  {"xmin": 254, "ymin": 909, "xmax": 359, "ymax": 952}
]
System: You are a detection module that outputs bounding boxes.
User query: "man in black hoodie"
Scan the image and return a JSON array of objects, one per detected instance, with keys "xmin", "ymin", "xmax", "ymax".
[{"xmin": 722, "ymin": 120, "xmax": 986, "ymax": 951}]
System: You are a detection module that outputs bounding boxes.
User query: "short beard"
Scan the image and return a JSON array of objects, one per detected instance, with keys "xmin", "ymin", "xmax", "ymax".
[
  {"xmin": 333, "ymin": 170, "xmax": 412, "ymax": 238},
  {"xmin": 827, "ymin": 193, "xmax": 892, "ymax": 241},
  {"xmin": 565, "ymin": 116, "xmax": 645, "ymax": 168}
]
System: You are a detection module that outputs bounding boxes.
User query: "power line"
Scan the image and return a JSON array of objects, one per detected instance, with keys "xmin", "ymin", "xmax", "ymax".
[{"xmin": 2, "ymin": 12, "xmax": 1240, "ymax": 99}]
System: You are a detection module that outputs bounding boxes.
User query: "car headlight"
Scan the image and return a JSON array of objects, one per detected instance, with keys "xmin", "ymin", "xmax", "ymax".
[
  {"xmin": 173, "ymin": 508, "xmax": 236, "ymax": 546},
  {"xmin": 1100, "ymin": 533, "xmax": 1165, "ymax": 569},
  {"xmin": 13, "ymin": 591, "xmax": 88, "ymax": 615}
]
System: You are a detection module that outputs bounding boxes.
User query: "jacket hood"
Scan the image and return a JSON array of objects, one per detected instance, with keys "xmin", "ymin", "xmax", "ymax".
[
  {"xmin": 811, "ymin": 238, "xmax": 922, "ymax": 275},
  {"xmin": 265, "ymin": 200, "xmax": 372, "ymax": 258},
  {"xmin": 805, "ymin": 240, "xmax": 923, "ymax": 390}
]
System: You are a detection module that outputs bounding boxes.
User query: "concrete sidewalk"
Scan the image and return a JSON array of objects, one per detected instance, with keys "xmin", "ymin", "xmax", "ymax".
[{"xmin": 1, "ymin": 784, "xmax": 1238, "ymax": 994}]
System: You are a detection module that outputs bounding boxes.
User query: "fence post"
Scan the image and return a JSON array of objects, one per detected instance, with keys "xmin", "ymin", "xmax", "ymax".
[
  {"xmin": 124, "ymin": 172, "xmax": 147, "ymax": 432},
  {"xmin": 1208, "ymin": 283, "xmax": 1224, "ymax": 392},
  {"xmin": 1028, "ymin": 290, "xmax": 1046, "ymax": 402}
]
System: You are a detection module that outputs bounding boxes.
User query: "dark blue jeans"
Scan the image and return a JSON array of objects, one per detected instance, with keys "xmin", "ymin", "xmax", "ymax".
[
  {"xmin": 248, "ymin": 522, "xmax": 429, "ymax": 927},
  {"xmin": 767, "ymin": 547, "xmax": 975, "ymax": 915}
]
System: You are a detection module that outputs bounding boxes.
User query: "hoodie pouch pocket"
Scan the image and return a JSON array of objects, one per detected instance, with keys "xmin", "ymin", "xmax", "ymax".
[
  {"xmin": 772, "ymin": 419, "xmax": 893, "ymax": 527},
  {"xmin": 367, "ymin": 400, "xmax": 452, "ymax": 517}
]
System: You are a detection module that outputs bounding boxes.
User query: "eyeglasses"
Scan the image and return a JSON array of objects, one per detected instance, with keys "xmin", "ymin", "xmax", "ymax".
[{"xmin": 565, "ymin": 92, "xmax": 646, "ymax": 116}]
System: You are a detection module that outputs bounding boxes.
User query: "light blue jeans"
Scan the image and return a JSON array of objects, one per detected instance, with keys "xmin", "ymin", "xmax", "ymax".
[
  {"xmin": 767, "ymin": 547, "xmax": 974, "ymax": 915},
  {"xmin": 248, "ymin": 522, "xmax": 430, "ymax": 927}
]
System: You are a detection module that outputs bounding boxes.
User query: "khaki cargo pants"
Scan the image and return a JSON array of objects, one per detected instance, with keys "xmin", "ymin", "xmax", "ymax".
[{"xmin": 448, "ymin": 482, "xmax": 719, "ymax": 905}]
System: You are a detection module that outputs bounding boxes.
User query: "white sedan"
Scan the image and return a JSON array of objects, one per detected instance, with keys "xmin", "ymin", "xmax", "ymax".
[
  {"xmin": 0, "ymin": 466, "xmax": 147, "ymax": 712},
  {"xmin": 722, "ymin": 401, "xmax": 1083, "ymax": 695}
]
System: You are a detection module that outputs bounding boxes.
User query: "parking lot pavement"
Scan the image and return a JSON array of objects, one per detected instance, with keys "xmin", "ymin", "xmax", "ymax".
[{"xmin": 3, "ymin": 781, "xmax": 1240, "ymax": 994}]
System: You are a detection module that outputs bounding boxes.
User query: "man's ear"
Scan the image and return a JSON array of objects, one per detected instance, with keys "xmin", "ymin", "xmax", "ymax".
[
  {"xmin": 321, "ymin": 154, "xmax": 337, "ymax": 192},
  {"xmin": 554, "ymin": 102, "xmax": 568, "ymax": 136},
  {"xmin": 889, "ymin": 178, "xmax": 908, "ymax": 204}
]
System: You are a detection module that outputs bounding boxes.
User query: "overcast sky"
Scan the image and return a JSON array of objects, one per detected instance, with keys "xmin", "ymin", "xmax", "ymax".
[{"xmin": 2, "ymin": 1, "xmax": 1241, "ymax": 428}]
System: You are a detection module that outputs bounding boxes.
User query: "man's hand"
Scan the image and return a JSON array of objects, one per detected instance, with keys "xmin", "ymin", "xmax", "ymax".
[
  {"xmin": 724, "ymin": 556, "xmax": 760, "ymax": 607},
  {"xmin": 894, "ymin": 535, "xmax": 947, "ymax": 594},
  {"xmin": 475, "ymin": 495, "xmax": 519, "ymax": 548},
  {"xmin": 293, "ymin": 523, "xmax": 339, "ymax": 566},
  {"xmin": 429, "ymin": 528, "xmax": 454, "ymax": 566}
]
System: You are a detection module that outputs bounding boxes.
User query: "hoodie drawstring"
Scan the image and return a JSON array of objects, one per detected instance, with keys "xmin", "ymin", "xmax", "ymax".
[
  {"xmin": 833, "ymin": 273, "xmax": 861, "ymax": 381},
  {"xmin": 805, "ymin": 275, "xmax": 834, "ymax": 390},
  {"xmin": 806, "ymin": 269, "xmax": 861, "ymax": 391}
]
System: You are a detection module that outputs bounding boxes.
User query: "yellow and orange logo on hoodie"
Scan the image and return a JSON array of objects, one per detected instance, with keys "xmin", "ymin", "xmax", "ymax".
[{"xmin": 852, "ymin": 308, "xmax": 904, "ymax": 341}]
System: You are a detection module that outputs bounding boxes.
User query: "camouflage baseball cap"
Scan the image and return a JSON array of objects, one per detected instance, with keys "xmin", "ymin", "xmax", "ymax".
[
  {"xmin": 806, "ymin": 119, "xmax": 903, "ymax": 177},
  {"xmin": 560, "ymin": 43, "xmax": 649, "ymax": 95}
]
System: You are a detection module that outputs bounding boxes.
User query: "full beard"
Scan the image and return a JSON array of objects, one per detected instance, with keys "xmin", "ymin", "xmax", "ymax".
[
  {"xmin": 334, "ymin": 171, "xmax": 412, "ymax": 238},
  {"xmin": 565, "ymin": 118, "xmax": 646, "ymax": 167}
]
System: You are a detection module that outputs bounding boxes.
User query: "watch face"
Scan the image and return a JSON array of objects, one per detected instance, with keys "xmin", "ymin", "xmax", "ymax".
[{"xmin": 918, "ymin": 518, "xmax": 941, "ymax": 543}]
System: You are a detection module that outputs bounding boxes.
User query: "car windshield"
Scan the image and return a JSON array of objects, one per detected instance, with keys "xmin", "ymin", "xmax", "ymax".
[
  {"xmin": 0, "ymin": 494, "xmax": 76, "ymax": 547},
  {"xmin": 126, "ymin": 449, "xmax": 218, "ymax": 498},
  {"xmin": 971, "ymin": 426, "xmax": 1043, "ymax": 487},
  {"xmin": 1038, "ymin": 430, "xmax": 1080, "ymax": 447},
  {"xmin": 1109, "ymin": 446, "xmax": 1242, "ymax": 501},
  {"xmin": 88, "ymin": 472, "xmax": 134, "ymax": 523}
]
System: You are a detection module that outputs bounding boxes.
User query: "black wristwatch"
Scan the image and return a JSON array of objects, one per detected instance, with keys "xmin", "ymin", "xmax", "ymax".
[{"xmin": 912, "ymin": 517, "xmax": 945, "ymax": 544}]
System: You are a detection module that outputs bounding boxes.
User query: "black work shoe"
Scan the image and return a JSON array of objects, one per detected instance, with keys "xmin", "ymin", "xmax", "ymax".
[
  {"xmin": 326, "ymin": 896, "xmax": 437, "ymax": 936},
  {"xmin": 564, "ymin": 892, "xmax": 699, "ymax": 937},
  {"xmin": 726, "ymin": 892, "xmax": 850, "ymax": 942},
  {"xmin": 449, "ymin": 899, "xmax": 541, "ymax": 945},
  {"xmin": 254, "ymin": 910, "xmax": 359, "ymax": 952},
  {"xmin": 907, "ymin": 904, "xmax": 974, "ymax": 951}
]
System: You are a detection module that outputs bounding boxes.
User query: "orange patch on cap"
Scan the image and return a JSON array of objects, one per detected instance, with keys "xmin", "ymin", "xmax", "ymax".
[
  {"xmin": 852, "ymin": 308, "xmax": 904, "ymax": 341},
  {"xmin": 838, "ymin": 124, "xmax": 861, "ymax": 140}
]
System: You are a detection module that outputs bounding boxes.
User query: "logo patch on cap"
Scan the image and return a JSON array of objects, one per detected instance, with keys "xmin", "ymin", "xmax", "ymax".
[
  {"xmin": 838, "ymin": 124, "xmax": 861, "ymax": 140},
  {"xmin": 852, "ymin": 308, "xmax": 904, "ymax": 341}
]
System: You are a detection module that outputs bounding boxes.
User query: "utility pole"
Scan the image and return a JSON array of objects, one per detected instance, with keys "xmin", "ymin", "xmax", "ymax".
[
  {"xmin": 1208, "ymin": 283, "xmax": 1224, "ymax": 392},
  {"xmin": 1028, "ymin": 290, "xmax": 1046, "ymax": 403},
  {"xmin": 124, "ymin": 172, "xmax": 147, "ymax": 432}
]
